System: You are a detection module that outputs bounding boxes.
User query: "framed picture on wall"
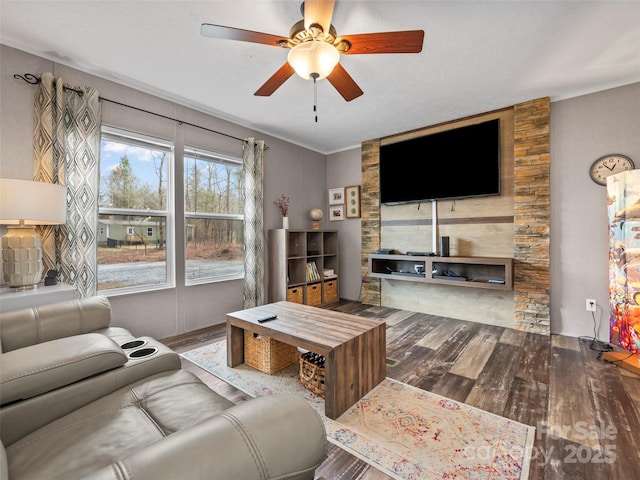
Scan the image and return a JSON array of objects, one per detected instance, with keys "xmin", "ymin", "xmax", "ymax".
[
  {"xmin": 329, "ymin": 205, "xmax": 344, "ymax": 221},
  {"xmin": 345, "ymin": 185, "xmax": 361, "ymax": 218},
  {"xmin": 328, "ymin": 187, "xmax": 344, "ymax": 205}
]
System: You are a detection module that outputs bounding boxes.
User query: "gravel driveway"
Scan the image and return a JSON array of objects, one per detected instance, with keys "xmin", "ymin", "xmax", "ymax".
[{"xmin": 98, "ymin": 259, "xmax": 244, "ymax": 288}]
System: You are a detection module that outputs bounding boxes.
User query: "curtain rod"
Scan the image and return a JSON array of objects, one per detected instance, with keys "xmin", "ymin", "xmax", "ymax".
[{"xmin": 13, "ymin": 73, "xmax": 266, "ymax": 149}]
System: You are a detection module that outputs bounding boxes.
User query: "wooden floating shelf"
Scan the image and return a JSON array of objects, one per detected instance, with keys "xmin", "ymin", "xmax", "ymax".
[{"xmin": 368, "ymin": 254, "xmax": 513, "ymax": 291}]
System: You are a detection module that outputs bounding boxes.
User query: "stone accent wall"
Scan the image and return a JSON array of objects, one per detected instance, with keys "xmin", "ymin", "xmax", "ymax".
[
  {"xmin": 359, "ymin": 98, "xmax": 551, "ymax": 334},
  {"xmin": 513, "ymin": 98, "xmax": 551, "ymax": 333},
  {"xmin": 361, "ymin": 139, "xmax": 381, "ymax": 305}
]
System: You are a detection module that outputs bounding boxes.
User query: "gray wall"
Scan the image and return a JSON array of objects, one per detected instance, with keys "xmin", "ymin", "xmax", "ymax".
[
  {"xmin": 550, "ymin": 82, "xmax": 640, "ymax": 340},
  {"xmin": 326, "ymin": 147, "xmax": 362, "ymax": 301},
  {"xmin": 4, "ymin": 42, "xmax": 639, "ymax": 341},
  {"xmin": 326, "ymin": 82, "xmax": 640, "ymax": 341},
  {"xmin": 1, "ymin": 44, "xmax": 327, "ymax": 339}
]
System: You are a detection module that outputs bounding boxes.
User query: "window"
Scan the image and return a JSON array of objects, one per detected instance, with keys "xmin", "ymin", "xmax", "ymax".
[
  {"xmin": 184, "ymin": 146, "xmax": 244, "ymax": 283},
  {"xmin": 98, "ymin": 127, "xmax": 174, "ymax": 293}
]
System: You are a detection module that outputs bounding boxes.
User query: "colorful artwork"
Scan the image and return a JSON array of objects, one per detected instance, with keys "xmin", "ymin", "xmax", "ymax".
[{"xmin": 607, "ymin": 170, "xmax": 640, "ymax": 354}]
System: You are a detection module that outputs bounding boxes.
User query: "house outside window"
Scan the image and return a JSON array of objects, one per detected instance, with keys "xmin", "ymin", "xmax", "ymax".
[
  {"xmin": 98, "ymin": 126, "xmax": 174, "ymax": 293},
  {"xmin": 184, "ymin": 146, "xmax": 244, "ymax": 284}
]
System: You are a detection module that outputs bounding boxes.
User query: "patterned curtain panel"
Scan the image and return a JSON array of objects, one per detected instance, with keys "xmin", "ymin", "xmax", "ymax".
[
  {"xmin": 33, "ymin": 74, "xmax": 65, "ymax": 285},
  {"xmin": 607, "ymin": 170, "xmax": 640, "ymax": 354},
  {"xmin": 242, "ymin": 138, "xmax": 265, "ymax": 308},
  {"xmin": 33, "ymin": 72, "xmax": 102, "ymax": 298}
]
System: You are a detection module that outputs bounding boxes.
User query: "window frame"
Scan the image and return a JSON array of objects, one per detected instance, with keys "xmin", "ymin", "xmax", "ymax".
[
  {"xmin": 184, "ymin": 145, "xmax": 244, "ymax": 286},
  {"xmin": 98, "ymin": 126, "xmax": 175, "ymax": 295}
]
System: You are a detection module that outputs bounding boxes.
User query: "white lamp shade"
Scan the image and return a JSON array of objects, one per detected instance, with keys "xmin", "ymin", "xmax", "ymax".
[
  {"xmin": 288, "ymin": 41, "xmax": 340, "ymax": 80},
  {"xmin": 0, "ymin": 178, "xmax": 66, "ymax": 225}
]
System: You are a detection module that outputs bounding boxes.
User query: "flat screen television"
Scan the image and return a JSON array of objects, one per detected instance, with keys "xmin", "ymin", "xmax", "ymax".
[{"xmin": 379, "ymin": 119, "xmax": 501, "ymax": 204}]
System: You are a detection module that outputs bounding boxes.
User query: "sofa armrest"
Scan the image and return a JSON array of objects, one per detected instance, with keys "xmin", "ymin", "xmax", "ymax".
[
  {"xmin": 0, "ymin": 338, "xmax": 181, "ymax": 445},
  {"xmin": 0, "ymin": 333, "xmax": 127, "ymax": 405},
  {"xmin": 0, "ymin": 296, "xmax": 112, "ymax": 353},
  {"xmin": 81, "ymin": 393, "xmax": 326, "ymax": 480}
]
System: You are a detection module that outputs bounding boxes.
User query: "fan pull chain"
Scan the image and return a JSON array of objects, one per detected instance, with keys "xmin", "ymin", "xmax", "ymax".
[{"xmin": 311, "ymin": 72, "xmax": 319, "ymax": 123}]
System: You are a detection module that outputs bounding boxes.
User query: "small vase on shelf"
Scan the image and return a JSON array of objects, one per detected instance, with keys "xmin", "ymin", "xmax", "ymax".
[{"xmin": 275, "ymin": 194, "xmax": 290, "ymax": 230}]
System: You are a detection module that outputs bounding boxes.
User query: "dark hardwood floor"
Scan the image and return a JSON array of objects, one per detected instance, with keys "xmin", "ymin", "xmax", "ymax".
[{"xmin": 162, "ymin": 300, "xmax": 640, "ymax": 480}]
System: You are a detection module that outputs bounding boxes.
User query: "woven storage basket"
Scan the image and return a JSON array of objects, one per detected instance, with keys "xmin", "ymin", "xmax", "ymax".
[
  {"xmin": 323, "ymin": 280, "xmax": 338, "ymax": 303},
  {"xmin": 306, "ymin": 284, "xmax": 322, "ymax": 306},
  {"xmin": 244, "ymin": 330, "xmax": 298, "ymax": 374},
  {"xmin": 286, "ymin": 286, "xmax": 304, "ymax": 304},
  {"xmin": 299, "ymin": 351, "xmax": 326, "ymax": 398}
]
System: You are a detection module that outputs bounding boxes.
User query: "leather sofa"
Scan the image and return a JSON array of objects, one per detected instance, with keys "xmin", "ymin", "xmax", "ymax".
[
  {"xmin": 0, "ymin": 297, "xmax": 326, "ymax": 479},
  {"xmin": 0, "ymin": 296, "xmax": 182, "ymax": 444}
]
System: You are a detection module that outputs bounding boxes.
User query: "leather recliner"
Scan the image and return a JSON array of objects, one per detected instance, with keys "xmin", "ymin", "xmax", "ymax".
[
  {"xmin": 0, "ymin": 297, "xmax": 326, "ymax": 479},
  {"xmin": 0, "ymin": 296, "xmax": 182, "ymax": 444}
]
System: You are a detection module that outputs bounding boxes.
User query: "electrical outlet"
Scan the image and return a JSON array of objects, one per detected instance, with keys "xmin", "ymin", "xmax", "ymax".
[{"xmin": 586, "ymin": 298, "xmax": 596, "ymax": 312}]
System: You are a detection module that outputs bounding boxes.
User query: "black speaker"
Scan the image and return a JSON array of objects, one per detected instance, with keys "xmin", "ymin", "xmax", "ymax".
[{"xmin": 439, "ymin": 236, "xmax": 450, "ymax": 257}]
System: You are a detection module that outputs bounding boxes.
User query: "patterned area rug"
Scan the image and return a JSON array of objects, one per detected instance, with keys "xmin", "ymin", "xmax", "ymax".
[{"xmin": 182, "ymin": 341, "xmax": 534, "ymax": 480}]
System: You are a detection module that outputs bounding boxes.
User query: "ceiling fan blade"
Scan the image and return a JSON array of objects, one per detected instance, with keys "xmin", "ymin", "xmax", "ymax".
[
  {"xmin": 304, "ymin": 0, "xmax": 335, "ymax": 37},
  {"xmin": 201, "ymin": 24, "xmax": 288, "ymax": 47},
  {"xmin": 327, "ymin": 63, "xmax": 363, "ymax": 102},
  {"xmin": 254, "ymin": 63, "xmax": 296, "ymax": 97},
  {"xmin": 339, "ymin": 30, "xmax": 424, "ymax": 55}
]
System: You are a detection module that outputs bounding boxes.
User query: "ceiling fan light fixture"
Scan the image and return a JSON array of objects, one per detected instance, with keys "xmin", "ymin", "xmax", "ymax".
[{"xmin": 288, "ymin": 40, "xmax": 340, "ymax": 80}]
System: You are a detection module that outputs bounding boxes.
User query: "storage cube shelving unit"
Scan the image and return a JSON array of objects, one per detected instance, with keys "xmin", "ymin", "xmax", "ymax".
[{"xmin": 269, "ymin": 229, "xmax": 339, "ymax": 306}]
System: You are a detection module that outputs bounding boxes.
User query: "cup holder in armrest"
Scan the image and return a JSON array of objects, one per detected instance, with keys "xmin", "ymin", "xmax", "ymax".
[
  {"xmin": 120, "ymin": 339, "xmax": 147, "ymax": 350},
  {"xmin": 128, "ymin": 347, "xmax": 158, "ymax": 359}
]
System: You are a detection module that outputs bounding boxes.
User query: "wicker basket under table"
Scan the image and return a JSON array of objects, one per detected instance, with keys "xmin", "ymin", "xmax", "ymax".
[
  {"xmin": 243, "ymin": 330, "xmax": 298, "ymax": 374},
  {"xmin": 299, "ymin": 351, "xmax": 326, "ymax": 398}
]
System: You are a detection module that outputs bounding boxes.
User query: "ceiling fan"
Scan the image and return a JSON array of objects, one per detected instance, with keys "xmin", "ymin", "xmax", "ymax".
[{"xmin": 201, "ymin": 0, "xmax": 424, "ymax": 102}]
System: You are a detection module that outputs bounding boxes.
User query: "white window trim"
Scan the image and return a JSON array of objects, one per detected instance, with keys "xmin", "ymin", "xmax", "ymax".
[
  {"xmin": 184, "ymin": 147, "xmax": 242, "ymax": 167},
  {"xmin": 98, "ymin": 126, "xmax": 176, "ymax": 296},
  {"xmin": 184, "ymin": 145, "xmax": 244, "ymax": 286}
]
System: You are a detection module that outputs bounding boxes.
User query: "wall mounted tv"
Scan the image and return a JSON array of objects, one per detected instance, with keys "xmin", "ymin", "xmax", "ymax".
[{"xmin": 379, "ymin": 118, "xmax": 501, "ymax": 204}]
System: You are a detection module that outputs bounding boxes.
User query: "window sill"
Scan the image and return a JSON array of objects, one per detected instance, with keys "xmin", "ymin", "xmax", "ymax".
[
  {"xmin": 185, "ymin": 274, "xmax": 244, "ymax": 287},
  {"xmin": 99, "ymin": 282, "xmax": 176, "ymax": 298}
]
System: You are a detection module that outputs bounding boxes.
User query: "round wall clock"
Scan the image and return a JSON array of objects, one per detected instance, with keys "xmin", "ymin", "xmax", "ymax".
[{"xmin": 589, "ymin": 154, "xmax": 635, "ymax": 186}]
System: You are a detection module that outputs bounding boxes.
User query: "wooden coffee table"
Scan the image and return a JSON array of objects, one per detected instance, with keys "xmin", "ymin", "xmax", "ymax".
[{"xmin": 226, "ymin": 301, "xmax": 386, "ymax": 420}]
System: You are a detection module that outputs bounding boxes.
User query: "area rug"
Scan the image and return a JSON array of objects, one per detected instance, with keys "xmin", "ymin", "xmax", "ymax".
[{"xmin": 182, "ymin": 341, "xmax": 535, "ymax": 480}]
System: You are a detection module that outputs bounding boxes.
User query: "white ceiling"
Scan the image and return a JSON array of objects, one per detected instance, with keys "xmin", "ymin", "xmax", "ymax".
[{"xmin": 1, "ymin": 1, "xmax": 639, "ymax": 154}]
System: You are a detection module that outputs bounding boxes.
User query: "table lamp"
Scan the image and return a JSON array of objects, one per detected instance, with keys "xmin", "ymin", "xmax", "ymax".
[{"xmin": 0, "ymin": 178, "xmax": 67, "ymax": 289}]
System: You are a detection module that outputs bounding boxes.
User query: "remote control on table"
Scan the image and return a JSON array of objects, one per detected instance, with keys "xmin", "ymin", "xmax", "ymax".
[{"xmin": 257, "ymin": 314, "xmax": 278, "ymax": 323}]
